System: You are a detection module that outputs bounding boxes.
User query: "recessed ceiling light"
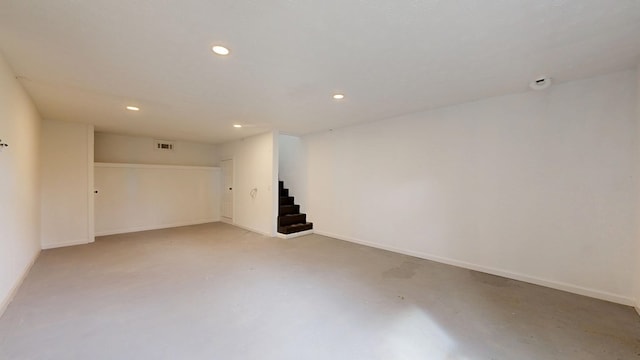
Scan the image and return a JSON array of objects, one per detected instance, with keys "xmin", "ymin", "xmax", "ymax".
[
  {"xmin": 126, "ymin": 106, "xmax": 140, "ymax": 111},
  {"xmin": 233, "ymin": 124, "xmax": 242, "ymax": 128},
  {"xmin": 212, "ymin": 45, "xmax": 230, "ymax": 56},
  {"xmin": 332, "ymin": 94, "xmax": 345, "ymax": 100}
]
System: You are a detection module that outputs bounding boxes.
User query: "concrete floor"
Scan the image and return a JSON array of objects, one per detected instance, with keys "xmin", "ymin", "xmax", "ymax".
[{"xmin": 1, "ymin": 223, "xmax": 639, "ymax": 360}]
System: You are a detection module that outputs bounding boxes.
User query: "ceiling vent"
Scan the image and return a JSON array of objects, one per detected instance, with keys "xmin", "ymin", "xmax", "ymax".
[
  {"xmin": 529, "ymin": 76, "xmax": 552, "ymax": 90},
  {"xmin": 154, "ymin": 139, "xmax": 175, "ymax": 151}
]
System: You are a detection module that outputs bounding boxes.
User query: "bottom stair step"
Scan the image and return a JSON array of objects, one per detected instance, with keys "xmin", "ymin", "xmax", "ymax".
[
  {"xmin": 278, "ymin": 213, "xmax": 306, "ymax": 227},
  {"xmin": 278, "ymin": 222, "xmax": 313, "ymax": 235}
]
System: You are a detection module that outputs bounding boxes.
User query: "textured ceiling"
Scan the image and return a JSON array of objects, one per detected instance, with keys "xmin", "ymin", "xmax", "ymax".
[{"xmin": 1, "ymin": 1, "xmax": 639, "ymax": 144}]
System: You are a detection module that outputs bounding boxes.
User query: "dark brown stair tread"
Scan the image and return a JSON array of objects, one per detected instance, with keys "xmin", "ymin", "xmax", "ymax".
[
  {"xmin": 278, "ymin": 222, "xmax": 313, "ymax": 234},
  {"xmin": 278, "ymin": 213, "xmax": 307, "ymax": 227},
  {"xmin": 278, "ymin": 204, "xmax": 300, "ymax": 215},
  {"xmin": 279, "ymin": 196, "xmax": 295, "ymax": 205}
]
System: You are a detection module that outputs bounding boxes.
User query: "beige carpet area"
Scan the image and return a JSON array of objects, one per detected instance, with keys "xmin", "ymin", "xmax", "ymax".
[{"xmin": 1, "ymin": 222, "xmax": 639, "ymax": 359}]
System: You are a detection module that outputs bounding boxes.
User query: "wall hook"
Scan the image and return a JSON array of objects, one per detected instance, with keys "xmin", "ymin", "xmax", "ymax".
[{"xmin": 0, "ymin": 139, "xmax": 8, "ymax": 149}]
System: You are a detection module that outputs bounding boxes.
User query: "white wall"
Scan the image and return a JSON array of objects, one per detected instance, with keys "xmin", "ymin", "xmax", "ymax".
[
  {"xmin": 219, "ymin": 131, "xmax": 277, "ymax": 236},
  {"xmin": 94, "ymin": 163, "xmax": 221, "ymax": 235},
  {"xmin": 278, "ymin": 134, "xmax": 308, "ymax": 213},
  {"xmin": 40, "ymin": 120, "xmax": 94, "ymax": 249},
  {"xmin": 95, "ymin": 132, "xmax": 219, "ymax": 166},
  {"xmin": 302, "ymin": 70, "xmax": 637, "ymax": 305},
  {"xmin": 0, "ymin": 53, "xmax": 41, "ymax": 315}
]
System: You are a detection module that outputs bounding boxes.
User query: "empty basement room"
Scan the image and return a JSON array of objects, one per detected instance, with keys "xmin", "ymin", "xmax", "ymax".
[{"xmin": 2, "ymin": 2, "xmax": 640, "ymax": 360}]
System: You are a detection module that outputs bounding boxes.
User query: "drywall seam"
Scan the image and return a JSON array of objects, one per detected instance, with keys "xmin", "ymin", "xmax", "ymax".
[
  {"xmin": 0, "ymin": 250, "xmax": 39, "ymax": 318},
  {"xmin": 314, "ymin": 230, "xmax": 635, "ymax": 306},
  {"xmin": 95, "ymin": 162, "xmax": 219, "ymax": 170},
  {"xmin": 95, "ymin": 219, "xmax": 220, "ymax": 237},
  {"xmin": 41, "ymin": 239, "xmax": 91, "ymax": 250}
]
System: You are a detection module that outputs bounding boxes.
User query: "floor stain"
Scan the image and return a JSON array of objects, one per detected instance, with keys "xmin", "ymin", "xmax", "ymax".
[{"xmin": 383, "ymin": 261, "xmax": 421, "ymax": 279}]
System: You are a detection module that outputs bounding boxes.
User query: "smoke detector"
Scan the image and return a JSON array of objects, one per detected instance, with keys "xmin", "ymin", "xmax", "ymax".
[{"xmin": 529, "ymin": 76, "xmax": 552, "ymax": 90}]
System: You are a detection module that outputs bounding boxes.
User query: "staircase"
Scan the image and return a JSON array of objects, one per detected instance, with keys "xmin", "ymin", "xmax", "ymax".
[{"xmin": 278, "ymin": 181, "xmax": 313, "ymax": 235}]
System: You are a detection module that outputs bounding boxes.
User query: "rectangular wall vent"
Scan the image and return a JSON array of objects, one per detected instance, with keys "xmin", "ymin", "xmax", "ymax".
[{"xmin": 154, "ymin": 139, "xmax": 175, "ymax": 151}]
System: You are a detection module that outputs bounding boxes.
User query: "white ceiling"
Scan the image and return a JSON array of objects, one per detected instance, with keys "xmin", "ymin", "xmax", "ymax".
[{"xmin": 1, "ymin": 1, "xmax": 639, "ymax": 144}]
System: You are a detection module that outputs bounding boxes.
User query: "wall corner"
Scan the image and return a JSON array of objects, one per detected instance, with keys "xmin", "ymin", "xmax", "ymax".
[{"xmin": 271, "ymin": 130, "xmax": 280, "ymax": 237}]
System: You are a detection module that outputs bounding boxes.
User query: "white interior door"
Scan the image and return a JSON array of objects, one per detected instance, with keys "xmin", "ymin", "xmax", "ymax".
[{"xmin": 220, "ymin": 159, "xmax": 234, "ymax": 220}]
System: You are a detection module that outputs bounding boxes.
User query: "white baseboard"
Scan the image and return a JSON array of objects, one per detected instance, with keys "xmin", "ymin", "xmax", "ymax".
[
  {"xmin": 95, "ymin": 218, "xmax": 220, "ymax": 237},
  {"xmin": 217, "ymin": 216, "xmax": 273, "ymax": 237},
  {"xmin": 276, "ymin": 229, "xmax": 314, "ymax": 239},
  {"xmin": 42, "ymin": 238, "xmax": 93, "ymax": 250},
  {"xmin": 228, "ymin": 222, "xmax": 273, "ymax": 237},
  {"xmin": 314, "ymin": 230, "xmax": 635, "ymax": 306},
  {"xmin": 0, "ymin": 249, "xmax": 40, "ymax": 318}
]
